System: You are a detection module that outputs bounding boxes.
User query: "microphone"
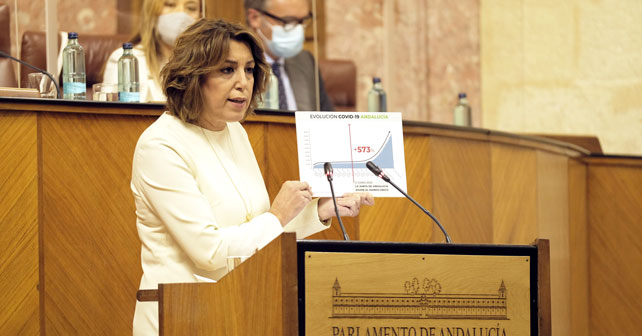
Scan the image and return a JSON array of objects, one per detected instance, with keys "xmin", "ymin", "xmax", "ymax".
[
  {"xmin": 366, "ymin": 161, "xmax": 452, "ymax": 243},
  {"xmin": 0, "ymin": 50, "xmax": 61, "ymax": 99},
  {"xmin": 324, "ymin": 162, "xmax": 349, "ymax": 240}
]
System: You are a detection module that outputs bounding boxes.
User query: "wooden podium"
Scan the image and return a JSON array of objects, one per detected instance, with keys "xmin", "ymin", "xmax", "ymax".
[{"xmin": 139, "ymin": 233, "xmax": 551, "ymax": 335}]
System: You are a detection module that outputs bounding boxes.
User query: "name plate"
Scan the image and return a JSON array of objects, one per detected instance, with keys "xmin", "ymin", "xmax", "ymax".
[{"xmin": 299, "ymin": 242, "xmax": 537, "ymax": 336}]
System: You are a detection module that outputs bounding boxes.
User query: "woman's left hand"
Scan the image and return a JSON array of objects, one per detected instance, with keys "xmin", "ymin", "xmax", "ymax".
[{"xmin": 317, "ymin": 192, "xmax": 375, "ymax": 221}]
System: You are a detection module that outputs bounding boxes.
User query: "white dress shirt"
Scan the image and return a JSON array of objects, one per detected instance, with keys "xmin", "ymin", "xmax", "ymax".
[{"xmin": 265, "ymin": 53, "xmax": 298, "ymax": 110}]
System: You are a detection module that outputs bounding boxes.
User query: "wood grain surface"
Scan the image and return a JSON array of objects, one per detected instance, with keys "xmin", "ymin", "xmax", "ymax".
[
  {"xmin": 490, "ymin": 144, "xmax": 538, "ymax": 244},
  {"xmin": 587, "ymin": 159, "xmax": 642, "ymax": 335},
  {"xmin": 359, "ymin": 134, "xmax": 434, "ymax": 242},
  {"xmin": 0, "ymin": 112, "xmax": 39, "ymax": 335},
  {"xmin": 536, "ymin": 152, "xmax": 571, "ymax": 336},
  {"xmin": 244, "ymin": 122, "xmax": 267, "ymax": 180},
  {"xmin": 535, "ymin": 239, "xmax": 552, "ymax": 336},
  {"xmin": 568, "ymin": 159, "xmax": 589, "ymax": 336},
  {"xmin": 39, "ymin": 112, "xmax": 152, "ymax": 334},
  {"xmin": 430, "ymin": 136, "xmax": 492, "ymax": 243},
  {"xmin": 159, "ymin": 233, "xmax": 298, "ymax": 335},
  {"xmin": 528, "ymin": 134, "xmax": 603, "ymax": 154}
]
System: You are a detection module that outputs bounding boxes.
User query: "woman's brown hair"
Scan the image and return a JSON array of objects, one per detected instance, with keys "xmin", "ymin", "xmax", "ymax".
[{"xmin": 161, "ymin": 19, "xmax": 270, "ymax": 123}]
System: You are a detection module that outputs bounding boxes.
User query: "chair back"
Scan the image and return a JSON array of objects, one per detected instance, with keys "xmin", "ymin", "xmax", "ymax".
[{"xmin": 319, "ymin": 59, "xmax": 357, "ymax": 111}]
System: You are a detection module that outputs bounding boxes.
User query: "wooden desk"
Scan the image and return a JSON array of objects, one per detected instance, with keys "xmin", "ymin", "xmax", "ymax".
[{"xmin": 1, "ymin": 97, "xmax": 640, "ymax": 335}]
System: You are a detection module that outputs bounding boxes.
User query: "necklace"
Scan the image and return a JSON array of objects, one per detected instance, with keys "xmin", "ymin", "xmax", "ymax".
[{"xmin": 200, "ymin": 125, "xmax": 254, "ymax": 222}]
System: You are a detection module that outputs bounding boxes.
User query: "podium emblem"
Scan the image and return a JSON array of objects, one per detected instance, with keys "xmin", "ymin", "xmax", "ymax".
[{"xmin": 331, "ymin": 278, "xmax": 508, "ymax": 320}]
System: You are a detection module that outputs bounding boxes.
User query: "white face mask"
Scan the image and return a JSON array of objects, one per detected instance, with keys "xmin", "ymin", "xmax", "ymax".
[
  {"xmin": 258, "ymin": 21, "xmax": 305, "ymax": 59},
  {"xmin": 156, "ymin": 12, "xmax": 196, "ymax": 47}
]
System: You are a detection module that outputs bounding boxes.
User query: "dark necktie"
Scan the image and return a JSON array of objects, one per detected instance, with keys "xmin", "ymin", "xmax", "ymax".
[{"xmin": 271, "ymin": 62, "xmax": 288, "ymax": 110}]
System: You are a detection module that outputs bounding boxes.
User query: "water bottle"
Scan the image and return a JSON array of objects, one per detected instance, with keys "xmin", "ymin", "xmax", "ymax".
[
  {"xmin": 117, "ymin": 43, "xmax": 140, "ymax": 102},
  {"xmin": 62, "ymin": 32, "xmax": 86, "ymax": 100},
  {"xmin": 367, "ymin": 77, "xmax": 387, "ymax": 112},
  {"xmin": 453, "ymin": 92, "xmax": 472, "ymax": 127}
]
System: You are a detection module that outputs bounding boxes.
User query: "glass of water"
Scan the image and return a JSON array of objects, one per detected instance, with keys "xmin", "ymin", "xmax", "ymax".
[
  {"xmin": 92, "ymin": 83, "xmax": 118, "ymax": 101},
  {"xmin": 27, "ymin": 73, "xmax": 57, "ymax": 98}
]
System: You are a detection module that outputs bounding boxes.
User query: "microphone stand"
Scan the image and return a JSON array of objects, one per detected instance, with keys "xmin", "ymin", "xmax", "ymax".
[
  {"xmin": 324, "ymin": 162, "xmax": 349, "ymax": 241},
  {"xmin": 366, "ymin": 161, "xmax": 452, "ymax": 243},
  {"xmin": 0, "ymin": 50, "xmax": 61, "ymax": 99}
]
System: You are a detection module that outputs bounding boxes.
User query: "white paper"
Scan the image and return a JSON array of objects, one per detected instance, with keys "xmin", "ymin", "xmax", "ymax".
[{"xmin": 295, "ymin": 111, "xmax": 407, "ymax": 197}]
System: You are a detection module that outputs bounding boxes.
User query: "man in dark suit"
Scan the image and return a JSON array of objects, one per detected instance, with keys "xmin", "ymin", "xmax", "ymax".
[{"xmin": 245, "ymin": 0, "xmax": 334, "ymax": 111}]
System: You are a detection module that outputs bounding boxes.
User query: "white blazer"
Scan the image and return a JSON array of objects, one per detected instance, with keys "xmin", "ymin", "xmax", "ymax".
[{"xmin": 131, "ymin": 113, "xmax": 329, "ymax": 335}]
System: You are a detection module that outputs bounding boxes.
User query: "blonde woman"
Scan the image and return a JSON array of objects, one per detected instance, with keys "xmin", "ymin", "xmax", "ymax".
[{"xmin": 103, "ymin": 0, "xmax": 201, "ymax": 102}]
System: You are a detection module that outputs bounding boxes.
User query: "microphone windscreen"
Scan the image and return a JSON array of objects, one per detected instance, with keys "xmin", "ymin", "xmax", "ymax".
[
  {"xmin": 324, "ymin": 162, "xmax": 333, "ymax": 174},
  {"xmin": 366, "ymin": 161, "xmax": 382, "ymax": 175},
  {"xmin": 324, "ymin": 162, "xmax": 333, "ymax": 181}
]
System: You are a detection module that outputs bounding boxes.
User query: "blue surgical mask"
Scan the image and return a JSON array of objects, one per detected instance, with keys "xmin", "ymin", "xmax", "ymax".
[{"xmin": 258, "ymin": 21, "xmax": 305, "ymax": 59}]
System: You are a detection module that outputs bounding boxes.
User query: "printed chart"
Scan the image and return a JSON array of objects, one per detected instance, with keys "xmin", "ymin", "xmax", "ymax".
[{"xmin": 295, "ymin": 112, "xmax": 406, "ymax": 197}]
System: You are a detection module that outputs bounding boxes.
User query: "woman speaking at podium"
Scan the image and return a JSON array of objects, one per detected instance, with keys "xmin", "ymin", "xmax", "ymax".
[{"xmin": 130, "ymin": 19, "xmax": 373, "ymax": 335}]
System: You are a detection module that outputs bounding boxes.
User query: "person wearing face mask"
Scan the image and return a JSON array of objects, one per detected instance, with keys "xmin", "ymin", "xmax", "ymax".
[
  {"xmin": 102, "ymin": 0, "xmax": 201, "ymax": 102},
  {"xmin": 245, "ymin": 0, "xmax": 335, "ymax": 111}
]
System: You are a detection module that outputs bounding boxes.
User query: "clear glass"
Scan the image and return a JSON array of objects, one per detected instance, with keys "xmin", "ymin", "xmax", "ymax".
[
  {"xmin": 62, "ymin": 37, "xmax": 86, "ymax": 100},
  {"xmin": 27, "ymin": 73, "xmax": 56, "ymax": 98},
  {"xmin": 118, "ymin": 48, "xmax": 140, "ymax": 102},
  {"xmin": 92, "ymin": 83, "xmax": 119, "ymax": 101}
]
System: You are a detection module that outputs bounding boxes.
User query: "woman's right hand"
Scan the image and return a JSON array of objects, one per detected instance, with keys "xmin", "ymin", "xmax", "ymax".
[{"xmin": 269, "ymin": 181, "xmax": 313, "ymax": 226}]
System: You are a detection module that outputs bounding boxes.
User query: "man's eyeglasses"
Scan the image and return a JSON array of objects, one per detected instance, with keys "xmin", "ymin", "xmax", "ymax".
[{"xmin": 257, "ymin": 9, "xmax": 313, "ymax": 31}]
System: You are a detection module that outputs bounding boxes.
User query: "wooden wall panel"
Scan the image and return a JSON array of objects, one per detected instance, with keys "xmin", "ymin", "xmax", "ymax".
[
  {"xmin": 160, "ymin": 234, "xmax": 297, "ymax": 335},
  {"xmin": 264, "ymin": 123, "xmax": 299, "ymax": 201},
  {"xmin": 359, "ymin": 134, "xmax": 434, "ymax": 242},
  {"xmin": 568, "ymin": 159, "xmax": 589, "ymax": 336},
  {"xmin": 490, "ymin": 144, "xmax": 538, "ymax": 244},
  {"xmin": 40, "ymin": 113, "xmax": 152, "ymax": 335},
  {"xmin": 206, "ymin": 0, "xmax": 245, "ymax": 24},
  {"xmin": 536, "ymin": 152, "xmax": 570, "ymax": 336},
  {"xmin": 244, "ymin": 122, "xmax": 267, "ymax": 180},
  {"xmin": 0, "ymin": 112, "xmax": 39, "ymax": 335},
  {"xmin": 588, "ymin": 161, "xmax": 642, "ymax": 335},
  {"xmin": 430, "ymin": 136, "xmax": 492, "ymax": 243}
]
